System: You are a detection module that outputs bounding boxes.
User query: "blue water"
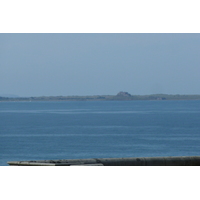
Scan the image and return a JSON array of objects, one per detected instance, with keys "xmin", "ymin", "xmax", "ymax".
[{"xmin": 0, "ymin": 100, "xmax": 200, "ymax": 166}]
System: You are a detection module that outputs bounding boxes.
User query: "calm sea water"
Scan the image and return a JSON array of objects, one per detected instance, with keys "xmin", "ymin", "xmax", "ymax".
[{"xmin": 0, "ymin": 100, "xmax": 200, "ymax": 166}]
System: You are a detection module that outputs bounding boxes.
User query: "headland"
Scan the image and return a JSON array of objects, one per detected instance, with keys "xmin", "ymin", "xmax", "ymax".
[{"xmin": 1, "ymin": 91, "xmax": 200, "ymax": 101}]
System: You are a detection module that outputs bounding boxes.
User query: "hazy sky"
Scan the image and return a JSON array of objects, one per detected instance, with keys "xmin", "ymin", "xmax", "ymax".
[{"xmin": 0, "ymin": 33, "xmax": 200, "ymax": 97}]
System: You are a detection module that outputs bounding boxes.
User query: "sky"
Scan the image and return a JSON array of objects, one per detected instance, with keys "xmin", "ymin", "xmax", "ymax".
[{"xmin": 0, "ymin": 33, "xmax": 200, "ymax": 97}]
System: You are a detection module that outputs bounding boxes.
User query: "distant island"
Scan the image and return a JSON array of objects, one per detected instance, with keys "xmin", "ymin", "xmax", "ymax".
[{"xmin": 1, "ymin": 91, "xmax": 200, "ymax": 101}]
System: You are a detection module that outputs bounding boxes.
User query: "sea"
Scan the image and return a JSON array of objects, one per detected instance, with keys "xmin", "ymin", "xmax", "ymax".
[{"xmin": 0, "ymin": 100, "xmax": 200, "ymax": 166}]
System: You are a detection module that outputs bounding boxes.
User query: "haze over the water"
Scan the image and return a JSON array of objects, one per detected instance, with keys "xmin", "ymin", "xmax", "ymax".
[{"xmin": 1, "ymin": 33, "xmax": 200, "ymax": 97}]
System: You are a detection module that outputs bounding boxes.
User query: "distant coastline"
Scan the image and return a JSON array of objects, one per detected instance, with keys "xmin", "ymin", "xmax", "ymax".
[{"xmin": 1, "ymin": 92, "xmax": 200, "ymax": 101}]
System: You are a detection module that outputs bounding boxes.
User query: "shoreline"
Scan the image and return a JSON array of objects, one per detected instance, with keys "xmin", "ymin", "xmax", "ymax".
[{"xmin": 1, "ymin": 94, "xmax": 200, "ymax": 102}]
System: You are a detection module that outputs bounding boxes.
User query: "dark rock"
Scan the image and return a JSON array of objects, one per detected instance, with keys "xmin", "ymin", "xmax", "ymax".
[{"xmin": 116, "ymin": 91, "xmax": 131, "ymax": 97}]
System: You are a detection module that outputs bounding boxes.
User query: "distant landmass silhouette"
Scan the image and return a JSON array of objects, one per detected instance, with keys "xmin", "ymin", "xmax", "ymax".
[{"xmin": 1, "ymin": 92, "xmax": 200, "ymax": 101}]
